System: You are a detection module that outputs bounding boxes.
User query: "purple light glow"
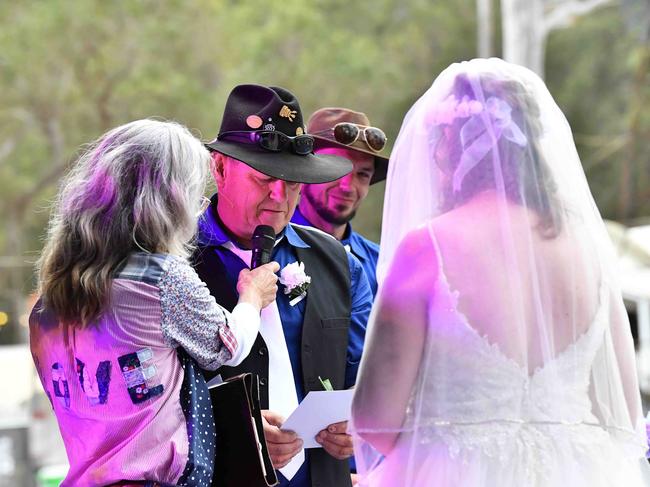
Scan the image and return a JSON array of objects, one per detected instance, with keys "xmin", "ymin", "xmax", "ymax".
[{"xmin": 87, "ymin": 168, "xmax": 118, "ymax": 214}]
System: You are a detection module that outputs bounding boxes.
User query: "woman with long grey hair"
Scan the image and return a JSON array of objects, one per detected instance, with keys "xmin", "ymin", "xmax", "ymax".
[{"xmin": 29, "ymin": 119, "xmax": 279, "ymax": 487}]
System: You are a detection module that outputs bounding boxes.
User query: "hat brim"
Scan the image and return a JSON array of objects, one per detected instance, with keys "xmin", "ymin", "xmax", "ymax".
[
  {"xmin": 205, "ymin": 139, "xmax": 353, "ymax": 184},
  {"xmin": 312, "ymin": 136, "xmax": 389, "ymax": 185}
]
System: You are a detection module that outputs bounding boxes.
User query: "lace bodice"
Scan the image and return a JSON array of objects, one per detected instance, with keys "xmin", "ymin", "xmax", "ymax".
[
  {"xmin": 401, "ymin": 227, "xmax": 610, "ymax": 468},
  {"xmin": 406, "ymin": 279, "xmax": 607, "ymax": 426}
]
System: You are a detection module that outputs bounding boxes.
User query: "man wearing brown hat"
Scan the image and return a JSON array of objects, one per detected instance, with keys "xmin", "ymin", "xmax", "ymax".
[
  {"xmin": 192, "ymin": 85, "xmax": 372, "ymax": 487},
  {"xmin": 291, "ymin": 108, "xmax": 389, "ymax": 297}
]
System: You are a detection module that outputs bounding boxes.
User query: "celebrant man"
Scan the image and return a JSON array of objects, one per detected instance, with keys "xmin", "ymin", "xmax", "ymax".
[{"xmin": 192, "ymin": 84, "xmax": 373, "ymax": 487}]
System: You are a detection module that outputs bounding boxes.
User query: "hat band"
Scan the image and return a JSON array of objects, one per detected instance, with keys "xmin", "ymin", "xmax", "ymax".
[{"xmin": 218, "ymin": 130, "xmax": 314, "ymax": 155}]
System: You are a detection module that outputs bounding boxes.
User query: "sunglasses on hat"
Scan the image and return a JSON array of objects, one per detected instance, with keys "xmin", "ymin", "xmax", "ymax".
[
  {"xmin": 314, "ymin": 123, "xmax": 387, "ymax": 152},
  {"xmin": 218, "ymin": 130, "xmax": 314, "ymax": 155}
]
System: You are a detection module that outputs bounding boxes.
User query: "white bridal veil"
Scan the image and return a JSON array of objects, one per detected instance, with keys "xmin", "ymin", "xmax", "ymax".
[{"xmin": 350, "ymin": 58, "xmax": 649, "ymax": 486}]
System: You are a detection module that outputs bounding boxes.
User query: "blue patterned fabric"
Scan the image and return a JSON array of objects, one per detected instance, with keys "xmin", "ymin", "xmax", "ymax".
[
  {"xmin": 176, "ymin": 349, "xmax": 216, "ymax": 487},
  {"xmin": 115, "ymin": 252, "xmax": 169, "ymax": 285}
]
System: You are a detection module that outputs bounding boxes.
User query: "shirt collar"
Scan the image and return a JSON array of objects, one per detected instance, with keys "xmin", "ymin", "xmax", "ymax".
[
  {"xmin": 197, "ymin": 195, "xmax": 309, "ymax": 249},
  {"xmin": 291, "ymin": 206, "xmax": 312, "ymax": 227},
  {"xmin": 341, "ymin": 224, "xmax": 368, "ymax": 261},
  {"xmin": 284, "ymin": 223, "xmax": 310, "ymax": 248}
]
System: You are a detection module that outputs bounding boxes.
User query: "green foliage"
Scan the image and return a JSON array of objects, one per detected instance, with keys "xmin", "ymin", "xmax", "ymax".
[
  {"xmin": 0, "ymin": 1, "xmax": 647, "ymax": 343},
  {"xmin": 0, "ymin": 0, "xmax": 477, "ymax": 250},
  {"xmin": 546, "ymin": 5, "xmax": 650, "ymax": 221}
]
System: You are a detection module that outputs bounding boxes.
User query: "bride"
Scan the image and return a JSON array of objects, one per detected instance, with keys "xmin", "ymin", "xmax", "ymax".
[{"xmin": 350, "ymin": 58, "xmax": 650, "ymax": 486}]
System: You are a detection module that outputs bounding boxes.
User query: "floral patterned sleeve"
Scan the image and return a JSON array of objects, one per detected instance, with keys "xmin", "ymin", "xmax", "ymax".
[{"xmin": 158, "ymin": 256, "xmax": 249, "ymax": 370}]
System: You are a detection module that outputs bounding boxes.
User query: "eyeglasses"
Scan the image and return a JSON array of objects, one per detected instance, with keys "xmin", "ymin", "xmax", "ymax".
[
  {"xmin": 314, "ymin": 123, "xmax": 387, "ymax": 152},
  {"xmin": 218, "ymin": 130, "xmax": 314, "ymax": 155}
]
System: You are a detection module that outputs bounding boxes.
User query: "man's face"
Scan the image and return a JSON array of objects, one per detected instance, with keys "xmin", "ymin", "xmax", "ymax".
[
  {"xmin": 301, "ymin": 147, "xmax": 374, "ymax": 226},
  {"xmin": 212, "ymin": 154, "xmax": 302, "ymax": 242}
]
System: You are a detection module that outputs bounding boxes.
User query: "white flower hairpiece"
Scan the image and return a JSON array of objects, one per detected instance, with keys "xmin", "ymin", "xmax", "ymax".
[
  {"xmin": 428, "ymin": 94, "xmax": 483, "ymax": 126},
  {"xmin": 425, "ymin": 93, "xmax": 529, "ymax": 194}
]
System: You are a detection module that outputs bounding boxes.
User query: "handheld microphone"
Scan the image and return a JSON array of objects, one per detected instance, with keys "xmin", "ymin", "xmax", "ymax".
[{"xmin": 251, "ymin": 225, "xmax": 276, "ymax": 269}]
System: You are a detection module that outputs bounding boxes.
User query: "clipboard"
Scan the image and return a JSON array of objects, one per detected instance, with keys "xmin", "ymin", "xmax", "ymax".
[{"xmin": 208, "ymin": 373, "xmax": 279, "ymax": 486}]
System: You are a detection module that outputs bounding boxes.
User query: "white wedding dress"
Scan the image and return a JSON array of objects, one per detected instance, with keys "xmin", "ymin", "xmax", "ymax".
[
  {"xmin": 360, "ymin": 228, "xmax": 649, "ymax": 487},
  {"xmin": 351, "ymin": 58, "xmax": 650, "ymax": 487}
]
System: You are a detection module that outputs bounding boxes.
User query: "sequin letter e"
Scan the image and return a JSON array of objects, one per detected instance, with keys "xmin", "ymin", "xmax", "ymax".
[{"xmin": 118, "ymin": 348, "xmax": 163, "ymax": 405}]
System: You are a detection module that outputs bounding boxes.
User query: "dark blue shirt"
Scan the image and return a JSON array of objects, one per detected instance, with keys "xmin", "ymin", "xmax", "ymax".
[
  {"xmin": 292, "ymin": 207, "xmax": 380, "ymax": 298},
  {"xmin": 197, "ymin": 204, "xmax": 372, "ymax": 487}
]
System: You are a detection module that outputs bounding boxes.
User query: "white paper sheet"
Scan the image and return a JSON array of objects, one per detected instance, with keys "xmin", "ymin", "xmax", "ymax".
[{"xmin": 281, "ymin": 389, "xmax": 354, "ymax": 449}]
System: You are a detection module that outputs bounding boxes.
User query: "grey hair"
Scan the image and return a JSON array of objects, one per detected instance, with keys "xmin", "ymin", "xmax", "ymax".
[{"xmin": 37, "ymin": 119, "xmax": 210, "ymax": 326}]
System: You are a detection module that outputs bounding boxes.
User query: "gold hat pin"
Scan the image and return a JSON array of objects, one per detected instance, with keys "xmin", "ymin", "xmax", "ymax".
[{"xmin": 279, "ymin": 105, "xmax": 297, "ymax": 122}]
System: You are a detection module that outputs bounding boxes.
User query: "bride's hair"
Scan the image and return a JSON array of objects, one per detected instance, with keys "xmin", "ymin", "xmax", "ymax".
[{"xmin": 432, "ymin": 73, "xmax": 563, "ymax": 238}]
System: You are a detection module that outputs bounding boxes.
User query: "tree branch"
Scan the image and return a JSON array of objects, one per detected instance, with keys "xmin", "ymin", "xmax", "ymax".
[
  {"xmin": 544, "ymin": 0, "xmax": 614, "ymax": 33},
  {"xmin": 13, "ymin": 117, "xmax": 70, "ymax": 217},
  {"xmin": 544, "ymin": 0, "xmax": 568, "ymax": 10}
]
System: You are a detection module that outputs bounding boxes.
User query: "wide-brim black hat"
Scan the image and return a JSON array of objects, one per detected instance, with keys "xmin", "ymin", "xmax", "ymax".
[
  {"xmin": 205, "ymin": 85, "xmax": 352, "ymax": 184},
  {"xmin": 306, "ymin": 107, "xmax": 390, "ymax": 185}
]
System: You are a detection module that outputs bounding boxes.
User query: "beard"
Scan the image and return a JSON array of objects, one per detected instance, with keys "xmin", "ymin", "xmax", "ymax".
[{"xmin": 303, "ymin": 189, "xmax": 357, "ymax": 226}]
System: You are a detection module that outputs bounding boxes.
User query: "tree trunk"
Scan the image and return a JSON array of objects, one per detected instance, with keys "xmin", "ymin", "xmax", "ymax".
[
  {"xmin": 501, "ymin": 0, "xmax": 614, "ymax": 77},
  {"xmin": 502, "ymin": 0, "xmax": 545, "ymax": 75},
  {"xmin": 477, "ymin": 0, "xmax": 495, "ymax": 58},
  {"xmin": 620, "ymin": 43, "xmax": 650, "ymax": 219}
]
